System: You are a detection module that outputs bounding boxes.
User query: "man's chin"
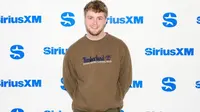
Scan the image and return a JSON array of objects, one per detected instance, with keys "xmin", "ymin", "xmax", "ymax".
[
  {"xmin": 88, "ymin": 30, "xmax": 101, "ymax": 36},
  {"xmin": 90, "ymin": 33, "xmax": 99, "ymax": 36}
]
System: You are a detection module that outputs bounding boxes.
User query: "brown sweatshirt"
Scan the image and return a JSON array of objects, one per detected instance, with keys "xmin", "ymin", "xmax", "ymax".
[{"xmin": 62, "ymin": 33, "xmax": 132, "ymax": 112}]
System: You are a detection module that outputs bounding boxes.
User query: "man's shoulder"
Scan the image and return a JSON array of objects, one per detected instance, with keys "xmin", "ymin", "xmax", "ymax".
[
  {"xmin": 70, "ymin": 36, "xmax": 86, "ymax": 47},
  {"xmin": 107, "ymin": 33, "xmax": 127, "ymax": 47}
]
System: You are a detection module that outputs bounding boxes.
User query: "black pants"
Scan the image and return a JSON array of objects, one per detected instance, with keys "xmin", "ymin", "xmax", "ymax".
[{"xmin": 73, "ymin": 108, "xmax": 120, "ymax": 112}]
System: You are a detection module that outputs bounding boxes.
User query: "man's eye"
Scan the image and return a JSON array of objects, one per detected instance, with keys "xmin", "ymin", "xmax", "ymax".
[{"xmin": 98, "ymin": 17, "xmax": 103, "ymax": 20}]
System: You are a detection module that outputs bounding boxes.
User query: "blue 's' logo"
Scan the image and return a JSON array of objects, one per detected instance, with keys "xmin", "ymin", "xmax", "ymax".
[
  {"xmin": 162, "ymin": 12, "xmax": 177, "ymax": 27},
  {"xmin": 0, "ymin": 15, "xmax": 42, "ymax": 24},
  {"xmin": 11, "ymin": 108, "xmax": 24, "ymax": 112},
  {"xmin": 0, "ymin": 79, "xmax": 42, "ymax": 87},
  {"xmin": 10, "ymin": 45, "xmax": 24, "ymax": 60},
  {"xmin": 162, "ymin": 77, "xmax": 176, "ymax": 92},
  {"xmin": 196, "ymin": 81, "xmax": 200, "ymax": 88},
  {"xmin": 130, "ymin": 80, "xmax": 143, "ymax": 88},
  {"xmin": 61, "ymin": 12, "xmax": 75, "ymax": 27},
  {"xmin": 107, "ymin": 16, "xmax": 143, "ymax": 24},
  {"xmin": 43, "ymin": 47, "xmax": 68, "ymax": 55},
  {"xmin": 61, "ymin": 77, "xmax": 66, "ymax": 90},
  {"xmin": 197, "ymin": 16, "xmax": 200, "ymax": 24},
  {"xmin": 145, "ymin": 48, "xmax": 194, "ymax": 56}
]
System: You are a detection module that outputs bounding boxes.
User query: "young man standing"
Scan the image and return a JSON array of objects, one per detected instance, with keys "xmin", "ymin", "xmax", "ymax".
[{"xmin": 62, "ymin": 0, "xmax": 132, "ymax": 112}]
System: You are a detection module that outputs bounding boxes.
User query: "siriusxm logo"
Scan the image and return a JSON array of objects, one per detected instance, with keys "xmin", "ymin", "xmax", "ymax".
[
  {"xmin": 61, "ymin": 12, "xmax": 75, "ymax": 27},
  {"xmin": 0, "ymin": 79, "xmax": 42, "ymax": 87},
  {"xmin": 0, "ymin": 15, "xmax": 41, "ymax": 24},
  {"xmin": 11, "ymin": 108, "xmax": 24, "ymax": 112},
  {"xmin": 43, "ymin": 47, "xmax": 68, "ymax": 55},
  {"xmin": 145, "ymin": 48, "xmax": 194, "ymax": 56},
  {"xmin": 197, "ymin": 16, "xmax": 200, "ymax": 24},
  {"xmin": 130, "ymin": 80, "xmax": 143, "ymax": 88},
  {"xmin": 162, "ymin": 77, "xmax": 176, "ymax": 92},
  {"xmin": 162, "ymin": 12, "xmax": 177, "ymax": 27},
  {"xmin": 44, "ymin": 110, "xmax": 62, "ymax": 112},
  {"xmin": 196, "ymin": 81, "xmax": 200, "ymax": 88},
  {"xmin": 120, "ymin": 110, "xmax": 124, "ymax": 112},
  {"xmin": 107, "ymin": 16, "xmax": 143, "ymax": 24},
  {"xmin": 60, "ymin": 77, "xmax": 66, "ymax": 91},
  {"xmin": 10, "ymin": 45, "xmax": 25, "ymax": 60}
]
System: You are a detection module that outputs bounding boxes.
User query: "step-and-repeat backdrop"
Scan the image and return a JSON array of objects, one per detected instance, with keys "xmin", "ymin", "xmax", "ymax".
[{"xmin": 1, "ymin": 0, "xmax": 200, "ymax": 112}]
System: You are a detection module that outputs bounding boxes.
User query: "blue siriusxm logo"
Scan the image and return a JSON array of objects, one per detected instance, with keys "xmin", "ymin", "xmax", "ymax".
[
  {"xmin": 11, "ymin": 108, "xmax": 24, "ymax": 112},
  {"xmin": 0, "ymin": 15, "xmax": 42, "ymax": 24},
  {"xmin": 162, "ymin": 12, "xmax": 177, "ymax": 27},
  {"xmin": 43, "ymin": 47, "xmax": 68, "ymax": 55},
  {"xmin": 60, "ymin": 77, "xmax": 66, "ymax": 91},
  {"xmin": 44, "ymin": 110, "xmax": 62, "ymax": 112},
  {"xmin": 162, "ymin": 77, "xmax": 176, "ymax": 92},
  {"xmin": 197, "ymin": 16, "xmax": 200, "ymax": 24},
  {"xmin": 61, "ymin": 12, "xmax": 75, "ymax": 27},
  {"xmin": 196, "ymin": 81, "xmax": 200, "ymax": 88},
  {"xmin": 0, "ymin": 79, "xmax": 42, "ymax": 87},
  {"xmin": 145, "ymin": 48, "xmax": 194, "ymax": 56},
  {"xmin": 130, "ymin": 80, "xmax": 143, "ymax": 88},
  {"xmin": 107, "ymin": 16, "xmax": 143, "ymax": 24},
  {"xmin": 10, "ymin": 45, "xmax": 25, "ymax": 60}
]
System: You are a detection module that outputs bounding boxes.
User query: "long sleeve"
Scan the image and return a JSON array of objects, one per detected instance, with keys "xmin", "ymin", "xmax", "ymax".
[
  {"xmin": 118, "ymin": 42, "xmax": 132, "ymax": 98},
  {"xmin": 62, "ymin": 53, "xmax": 77, "ymax": 99}
]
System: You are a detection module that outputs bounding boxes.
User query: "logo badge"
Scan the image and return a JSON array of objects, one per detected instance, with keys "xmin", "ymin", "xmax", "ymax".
[
  {"xmin": 11, "ymin": 108, "xmax": 24, "ymax": 112},
  {"xmin": 61, "ymin": 77, "xmax": 66, "ymax": 91},
  {"xmin": 83, "ymin": 55, "xmax": 112, "ymax": 65},
  {"xmin": 162, "ymin": 12, "xmax": 177, "ymax": 27},
  {"xmin": 10, "ymin": 45, "xmax": 24, "ymax": 60},
  {"xmin": 61, "ymin": 12, "xmax": 75, "ymax": 27},
  {"xmin": 197, "ymin": 16, "xmax": 200, "ymax": 24},
  {"xmin": 196, "ymin": 81, "xmax": 200, "ymax": 88},
  {"xmin": 162, "ymin": 77, "xmax": 176, "ymax": 92}
]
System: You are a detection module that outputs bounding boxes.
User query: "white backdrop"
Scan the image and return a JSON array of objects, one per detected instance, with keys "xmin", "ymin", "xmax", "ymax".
[{"xmin": 0, "ymin": 0, "xmax": 200, "ymax": 112}]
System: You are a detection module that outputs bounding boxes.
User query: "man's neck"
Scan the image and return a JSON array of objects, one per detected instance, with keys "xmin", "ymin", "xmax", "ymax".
[{"xmin": 86, "ymin": 31, "xmax": 106, "ymax": 41}]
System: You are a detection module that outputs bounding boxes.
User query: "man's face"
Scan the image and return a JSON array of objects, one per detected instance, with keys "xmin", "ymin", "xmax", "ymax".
[{"xmin": 85, "ymin": 10, "xmax": 107, "ymax": 36}]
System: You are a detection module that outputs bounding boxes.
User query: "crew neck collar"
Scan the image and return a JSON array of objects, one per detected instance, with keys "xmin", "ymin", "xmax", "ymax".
[{"xmin": 85, "ymin": 32, "xmax": 109, "ymax": 42}]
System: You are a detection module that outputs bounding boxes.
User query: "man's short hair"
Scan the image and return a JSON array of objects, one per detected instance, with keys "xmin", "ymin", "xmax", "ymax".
[{"xmin": 84, "ymin": 0, "xmax": 108, "ymax": 18}]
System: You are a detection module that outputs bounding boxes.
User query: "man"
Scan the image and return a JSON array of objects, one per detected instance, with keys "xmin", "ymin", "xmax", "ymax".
[{"xmin": 62, "ymin": 0, "xmax": 132, "ymax": 112}]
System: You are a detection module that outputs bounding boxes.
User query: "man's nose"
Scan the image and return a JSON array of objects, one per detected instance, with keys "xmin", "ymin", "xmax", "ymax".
[{"xmin": 92, "ymin": 18, "xmax": 97, "ymax": 25}]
